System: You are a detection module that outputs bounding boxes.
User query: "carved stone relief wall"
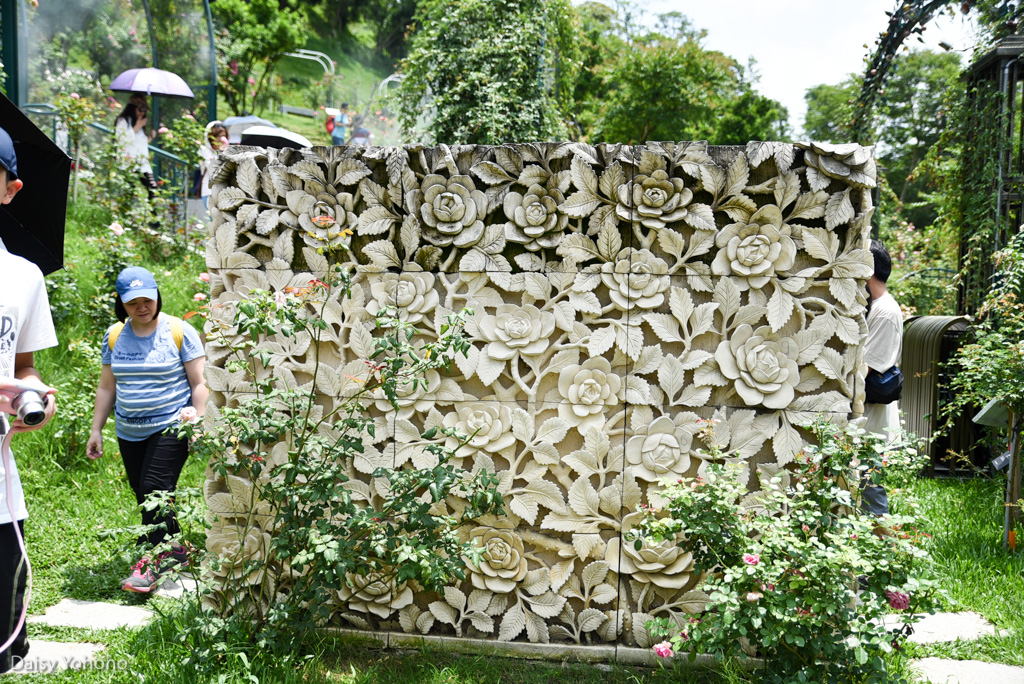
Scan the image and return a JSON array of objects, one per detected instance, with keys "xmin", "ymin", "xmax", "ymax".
[{"xmin": 203, "ymin": 141, "xmax": 875, "ymax": 649}]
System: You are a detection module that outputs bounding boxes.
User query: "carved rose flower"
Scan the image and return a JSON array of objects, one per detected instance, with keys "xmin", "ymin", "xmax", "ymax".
[
  {"xmin": 625, "ymin": 415, "xmax": 695, "ymax": 482},
  {"xmin": 795, "ymin": 141, "xmax": 877, "ymax": 189},
  {"xmin": 337, "ymin": 571, "xmax": 414, "ymax": 618},
  {"xmin": 374, "ymin": 368, "xmax": 443, "ymax": 418},
  {"xmin": 606, "ymin": 512, "xmax": 694, "ymax": 589},
  {"xmin": 287, "ymin": 189, "xmax": 358, "ymax": 249},
  {"xmin": 478, "ymin": 304, "xmax": 555, "ymax": 361},
  {"xmin": 207, "ymin": 522, "xmax": 272, "ymax": 585},
  {"xmin": 443, "ymin": 403, "xmax": 516, "ymax": 459},
  {"xmin": 601, "ymin": 248, "xmax": 670, "ymax": 310},
  {"xmin": 504, "ymin": 183, "xmax": 568, "ymax": 251},
  {"xmin": 466, "ymin": 521, "xmax": 529, "ymax": 593},
  {"xmin": 557, "ymin": 357, "xmax": 622, "ymax": 435},
  {"xmin": 366, "ymin": 268, "xmax": 439, "ymax": 324},
  {"xmin": 711, "ymin": 205, "xmax": 796, "ymax": 290},
  {"xmin": 415, "ymin": 174, "xmax": 487, "ymax": 247},
  {"xmin": 616, "ymin": 170, "xmax": 693, "ymax": 229},
  {"xmin": 714, "ymin": 324, "xmax": 800, "ymax": 410}
]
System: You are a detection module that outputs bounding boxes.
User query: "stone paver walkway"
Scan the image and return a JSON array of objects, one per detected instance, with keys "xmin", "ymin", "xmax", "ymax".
[
  {"xmin": 883, "ymin": 612, "xmax": 1001, "ymax": 644},
  {"xmin": 915, "ymin": 657, "xmax": 1024, "ymax": 683}
]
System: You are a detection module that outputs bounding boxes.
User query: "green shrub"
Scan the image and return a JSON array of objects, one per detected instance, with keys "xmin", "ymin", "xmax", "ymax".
[{"xmin": 633, "ymin": 418, "xmax": 939, "ymax": 683}]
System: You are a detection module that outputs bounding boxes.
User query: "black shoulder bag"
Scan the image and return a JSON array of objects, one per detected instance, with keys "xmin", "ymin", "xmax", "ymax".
[{"xmin": 865, "ymin": 366, "xmax": 903, "ymax": 404}]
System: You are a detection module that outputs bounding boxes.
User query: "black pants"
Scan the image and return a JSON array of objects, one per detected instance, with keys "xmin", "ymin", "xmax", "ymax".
[
  {"xmin": 0, "ymin": 521, "xmax": 28, "ymax": 673},
  {"xmin": 140, "ymin": 171, "xmax": 158, "ymax": 201},
  {"xmin": 118, "ymin": 432, "xmax": 189, "ymax": 548}
]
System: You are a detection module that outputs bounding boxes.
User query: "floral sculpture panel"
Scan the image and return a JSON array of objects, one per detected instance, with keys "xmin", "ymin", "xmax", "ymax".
[{"xmin": 203, "ymin": 140, "xmax": 875, "ymax": 649}]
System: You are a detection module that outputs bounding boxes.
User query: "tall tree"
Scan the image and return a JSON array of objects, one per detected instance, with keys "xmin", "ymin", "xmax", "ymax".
[
  {"xmin": 211, "ymin": 0, "xmax": 309, "ymax": 116},
  {"xmin": 395, "ymin": 0, "xmax": 579, "ymax": 144}
]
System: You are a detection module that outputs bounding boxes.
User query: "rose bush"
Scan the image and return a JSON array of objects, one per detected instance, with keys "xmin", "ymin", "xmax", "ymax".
[
  {"xmin": 632, "ymin": 419, "xmax": 940, "ymax": 684},
  {"xmin": 714, "ymin": 323, "xmax": 801, "ymax": 410}
]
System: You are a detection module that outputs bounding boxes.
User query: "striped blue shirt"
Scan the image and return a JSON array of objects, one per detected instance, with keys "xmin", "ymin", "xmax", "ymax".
[{"xmin": 101, "ymin": 315, "xmax": 204, "ymax": 441}]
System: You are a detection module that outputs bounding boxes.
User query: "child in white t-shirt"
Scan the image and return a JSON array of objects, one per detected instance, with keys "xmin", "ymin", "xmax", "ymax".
[{"xmin": 0, "ymin": 125, "xmax": 59, "ymax": 673}]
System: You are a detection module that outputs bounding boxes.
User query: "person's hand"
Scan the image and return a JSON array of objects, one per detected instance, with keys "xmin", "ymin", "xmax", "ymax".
[
  {"xmin": 86, "ymin": 430, "xmax": 104, "ymax": 460},
  {"xmin": 0, "ymin": 377, "xmax": 56, "ymax": 432}
]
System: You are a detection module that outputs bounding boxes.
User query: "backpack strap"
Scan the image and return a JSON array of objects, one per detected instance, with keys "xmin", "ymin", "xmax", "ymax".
[
  {"xmin": 166, "ymin": 315, "xmax": 184, "ymax": 352},
  {"xmin": 107, "ymin": 321, "xmax": 126, "ymax": 351},
  {"xmin": 107, "ymin": 316, "xmax": 183, "ymax": 351}
]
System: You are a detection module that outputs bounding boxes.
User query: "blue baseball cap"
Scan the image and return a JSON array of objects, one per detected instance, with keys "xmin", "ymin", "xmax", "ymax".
[
  {"xmin": 115, "ymin": 266, "xmax": 159, "ymax": 302},
  {"xmin": 0, "ymin": 127, "xmax": 18, "ymax": 180}
]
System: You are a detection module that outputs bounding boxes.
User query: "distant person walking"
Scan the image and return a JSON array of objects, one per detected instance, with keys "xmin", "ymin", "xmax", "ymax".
[
  {"xmin": 86, "ymin": 267, "xmax": 207, "ymax": 593},
  {"xmin": 331, "ymin": 102, "xmax": 351, "ymax": 146},
  {"xmin": 114, "ymin": 94, "xmax": 157, "ymax": 198},
  {"xmin": 198, "ymin": 121, "xmax": 229, "ymax": 210},
  {"xmin": 349, "ymin": 117, "xmax": 373, "ymax": 146}
]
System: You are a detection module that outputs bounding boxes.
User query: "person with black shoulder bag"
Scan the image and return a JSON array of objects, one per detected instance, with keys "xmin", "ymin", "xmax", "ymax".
[{"xmin": 862, "ymin": 239, "xmax": 903, "ymax": 516}]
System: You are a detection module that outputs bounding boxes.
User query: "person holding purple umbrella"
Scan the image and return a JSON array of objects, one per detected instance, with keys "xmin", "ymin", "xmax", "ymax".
[{"xmin": 114, "ymin": 94, "xmax": 158, "ymax": 198}]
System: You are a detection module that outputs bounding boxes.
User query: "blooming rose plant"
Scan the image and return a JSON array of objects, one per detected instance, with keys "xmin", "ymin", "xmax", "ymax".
[{"xmin": 631, "ymin": 418, "xmax": 940, "ymax": 684}]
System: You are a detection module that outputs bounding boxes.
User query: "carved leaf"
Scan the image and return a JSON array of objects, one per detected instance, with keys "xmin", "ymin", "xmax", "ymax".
[
  {"xmin": 499, "ymin": 602, "xmax": 526, "ymax": 641},
  {"xmin": 597, "ymin": 222, "xmax": 621, "ymax": 261},
  {"xmin": 813, "ymin": 347, "xmax": 845, "ymax": 380},
  {"xmin": 363, "ymin": 239, "xmax": 401, "ymax": 269},
  {"xmin": 511, "ymin": 408, "xmax": 534, "ymax": 441},
  {"xmin": 658, "ymin": 355, "xmax": 686, "ymax": 398},
  {"xmin": 587, "ymin": 326, "xmax": 616, "ymax": 357},
  {"xmin": 582, "ymin": 561, "xmax": 610, "ymax": 590},
  {"xmin": 400, "ymin": 214, "xmax": 420, "ymax": 257},
  {"xmin": 825, "ymin": 188, "xmax": 855, "ymax": 229},
  {"xmin": 578, "ymin": 608, "xmax": 608, "ymax": 633},
  {"xmin": 802, "ymin": 226, "xmax": 839, "ymax": 262},
  {"xmin": 767, "ymin": 287, "xmax": 794, "ymax": 332},
  {"xmin": 724, "ymin": 153, "xmax": 749, "ymax": 198},
  {"xmin": 473, "ymin": 161, "xmax": 515, "ymax": 186},
  {"xmin": 559, "ymin": 191, "xmax": 601, "ymax": 218},
  {"xmin": 599, "ymin": 161, "xmax": 624, "ymax": 199},
  {"xmin": 684, "ymin": 203, "xmax": 715, "ymax": 231},
  {"xmin": 429, "ymin": 601, "xmax": 458, "ymax": 627}
]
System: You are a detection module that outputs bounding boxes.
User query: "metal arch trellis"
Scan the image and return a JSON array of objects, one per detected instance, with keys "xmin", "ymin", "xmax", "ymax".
[{"xmin": 851, "ymin": 0, "xmax": 1024, "ymax": 143}]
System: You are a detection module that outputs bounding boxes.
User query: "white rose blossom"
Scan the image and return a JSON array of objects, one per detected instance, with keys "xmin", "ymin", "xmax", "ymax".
[
  {"xmin": 366, "ymin": 269, "xmax": 439, "ymax": 324},
  {"xmin": 442, "ymin": 403, "xmax": 517, "ymax": 460},
  {"xmin": 465, "ymin": 521, "xmax": 529, "ymax": 593}
]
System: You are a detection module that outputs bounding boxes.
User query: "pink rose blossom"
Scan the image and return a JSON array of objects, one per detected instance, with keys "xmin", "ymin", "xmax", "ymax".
[
  {"xmin": 652, "ymin": 641, "xmax": 674, "ymax": 658},
  {"xmin": 158, "ymin": 126, "xmax": 169, "ymax": 134},
  {"xmin": 193, "ymin": 293, "xmax": 207, "ymax": 301},
  {"xmin": 885, "ymin": 590, "xmax": 910, "ymax": 611},
  {"xmin": 108, "ymin": 221, "xmax": 125, "ymax": 236},
  {"xmin": 199, "ymin": 272, "xmax": 210, "ymax": 282},
  {"xmin": 179, "ymin": 406, "xmax": 199, "ymax": 424},
  {"xmin": 247, "ymin": 77, "xmax": 255, "ymax": 85},
  {"xmin": 274, "ymin": 291, "xmax": 288, "ymax": 307},
  {"xmin": 742, "ymin": 553, "xmax": 760, "ymax": 566},
  {"xmin": 70, "ymin": 93, "xmax": 80, "ymax": 99}
]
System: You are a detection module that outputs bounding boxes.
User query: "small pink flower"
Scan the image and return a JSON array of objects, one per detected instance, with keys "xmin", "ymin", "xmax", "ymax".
[
  {"xmin": 274, "ymin": 291, "xmax": 288, "ymax": 307},
  {"xmin": 158, "ymin": 126, "xmax": 169, "ymax": 134},
  {"xmin": 183, "ymin": 113, "xmax": 194, "ymax": 120},
  {"xmin": 179, "ymin": 406, "xmax": 199, "ymax": 424},
  {"xmin": 745, "ymin": 591, "xmax": 763, "ymax": 602},
  {"xmin": 652, "ymin": 641, "xmax": 674, "ymax": 658},
  {"xmin": 885, "ymin": 590, "xmax": 910, "ymax": 611},
  {"xmin": 229, "ymin": 60, "xmax": 238, "ymax": 75},
  {"xmin": 108, "ymin": 221, "xmax": 125, "ymax": 236},
  {"xmin": 199, "ymin": 272, "xmax": 210, "ymax": 282},
  {"xmin": 193, "ymin": 293, "xmax": 207, "ymax": 301},
  {"xmin": 742, "ymin": 553, "xmax": 760, "ymax": 566},
  {"xmin": 247, "ymin": 76, "xmax": 255, "ymax": 85},
  {"xmin": 851, "ymin": 534, "xmax": 858, "ymax": 540},
  {"xmin": 70, "ymin": 92, "xmax": 80, "ymax": 99},
  {"xmin": 802, "ymin": 524, "xmax": 810, "ymax": 533}
]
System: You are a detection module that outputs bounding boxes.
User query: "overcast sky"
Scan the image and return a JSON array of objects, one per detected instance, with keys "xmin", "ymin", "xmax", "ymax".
[{"xmin": 618, "ymin": 1, "xmax": 982, "ymax": 135}]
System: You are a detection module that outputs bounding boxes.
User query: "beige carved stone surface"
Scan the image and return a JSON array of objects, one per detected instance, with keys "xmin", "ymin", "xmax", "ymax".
[{"xmin": 204, "ymin": 140, "xmax": 874, "ymax": 648}]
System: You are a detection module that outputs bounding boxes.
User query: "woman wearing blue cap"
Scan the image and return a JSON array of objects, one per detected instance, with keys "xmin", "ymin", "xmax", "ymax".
[{"xmin": 86, "ymin": 266, "xmax": 207, "ymax": 593}]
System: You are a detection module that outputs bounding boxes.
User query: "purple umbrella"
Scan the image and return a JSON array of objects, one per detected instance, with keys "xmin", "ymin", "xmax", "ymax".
[{"xmin": 109, "ymin": 67, "xmax": 195, "ymax": 98}]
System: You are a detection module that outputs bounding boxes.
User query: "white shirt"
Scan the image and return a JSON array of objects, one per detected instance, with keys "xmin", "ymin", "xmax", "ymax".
[
  {"xmin": 115, "ymin": 117, "xmax": 152, "ymax": 174},
  {"xmin": 863, "ymin": 291, "xmax": 902, "ymax": 442},
  {"xmin": 199, "ymin": 143, "xmax": 217, "ymax": 198},
  {"xmin": 0, "ymin": 250, "xmax": 58, "ymax": 523}
]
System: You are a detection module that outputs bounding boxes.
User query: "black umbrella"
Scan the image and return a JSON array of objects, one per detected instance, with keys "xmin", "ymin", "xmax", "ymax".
[{"xmin": 0, "ymin": 92, "xmax": 71, "ymax": 275}]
